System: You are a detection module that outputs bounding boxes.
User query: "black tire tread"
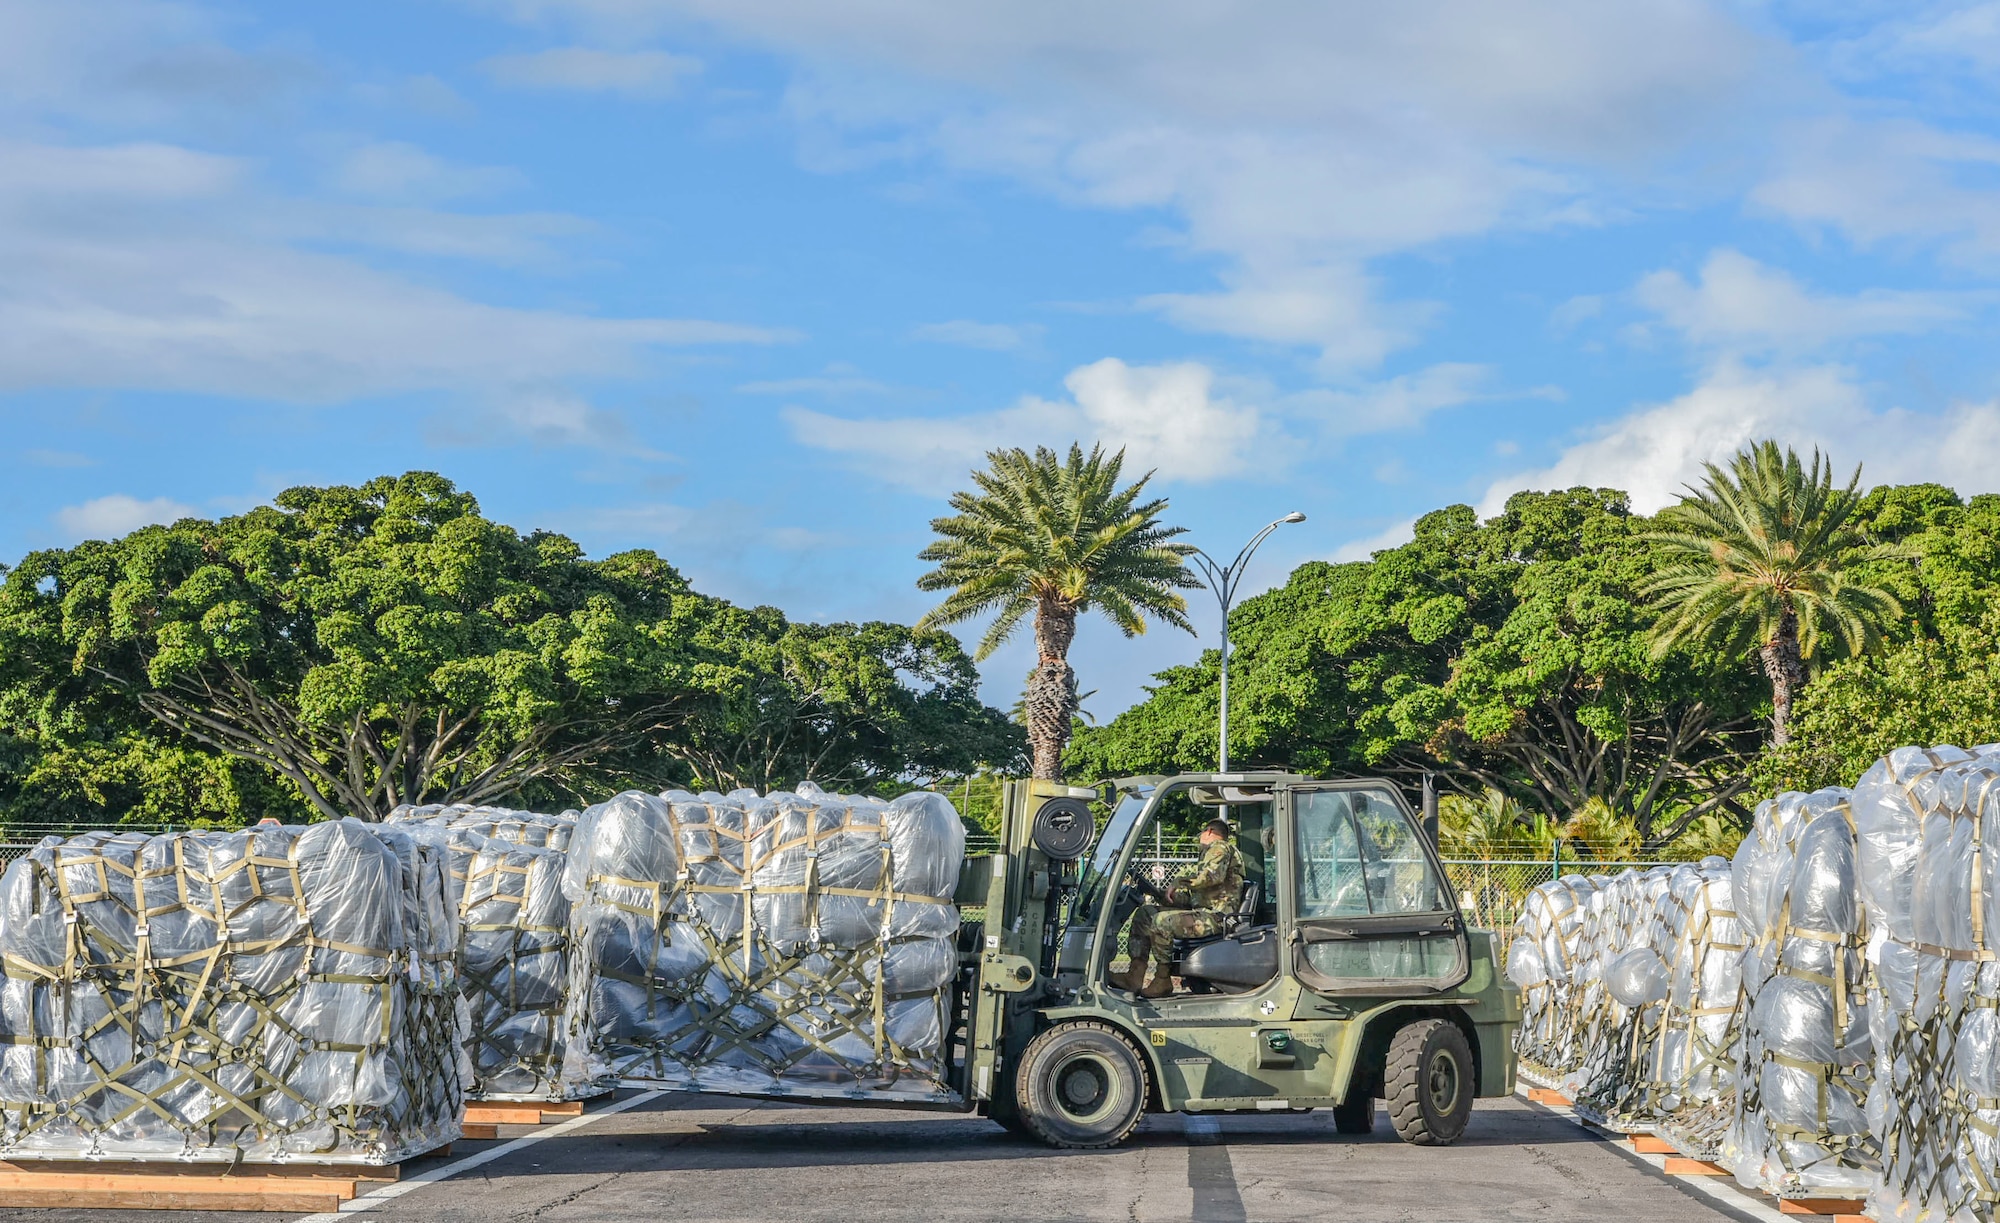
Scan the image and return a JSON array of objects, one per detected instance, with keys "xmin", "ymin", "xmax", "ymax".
[
  {"xmin": 1016, "ymin": 1021, "xmax": 1150, "ymax": 1150},
  {"xmin": 1385, "ymin": 1018, "xmax": 1471, "ymax": 1146}
]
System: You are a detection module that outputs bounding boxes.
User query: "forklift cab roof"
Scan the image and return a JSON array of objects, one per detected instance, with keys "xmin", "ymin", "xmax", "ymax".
[{"xmin": 1111, "ymin": 771, "xmax": 1309, "ymax": 805}]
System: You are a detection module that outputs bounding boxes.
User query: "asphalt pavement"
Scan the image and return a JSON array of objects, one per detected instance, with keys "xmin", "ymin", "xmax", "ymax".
[{"xmin": 0, "ymin": 1093, "xmax": 1774, "ymax": 1223}]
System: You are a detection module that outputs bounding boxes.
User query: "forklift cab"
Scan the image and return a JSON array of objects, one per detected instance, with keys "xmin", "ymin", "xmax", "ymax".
[
  {"xmin": 992, "ymin": 772, "xmax": 1515, "ymax": 1150},
  {"xmin": 1064, "ymin": 773, "xmax": 1468, "ymax": 999}
]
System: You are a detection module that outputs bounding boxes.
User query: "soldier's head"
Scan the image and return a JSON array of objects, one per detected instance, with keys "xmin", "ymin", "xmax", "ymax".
[{"xmin": 1200, "ymin": 818, "xmax": 1231, "ymax": 846}]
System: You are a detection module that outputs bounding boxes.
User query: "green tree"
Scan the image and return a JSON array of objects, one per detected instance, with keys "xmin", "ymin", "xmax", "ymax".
[
  {"xmin": 656, "ymin": 614, "xmax": 1023, "ymax": 792},
  {"xmin": 0, "ymin": 472, "xmax": 1020, "ymax": 822},
  {"xmin": 916, "ymin": 443, "xmax": 1198, "ymax": 780},
  {"xmin": 1644, "ymin": 441, "xmax": 1907, "ymax": 747},
  {"xmin": 1070, "ymin": 489, "xmax": 1763, "ymax": 844}
]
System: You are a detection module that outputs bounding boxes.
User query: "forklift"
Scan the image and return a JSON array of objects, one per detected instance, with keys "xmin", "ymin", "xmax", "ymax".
[{"xmin": 950, "ymin": 772, "xmax": 1520, "ymax": 1148}]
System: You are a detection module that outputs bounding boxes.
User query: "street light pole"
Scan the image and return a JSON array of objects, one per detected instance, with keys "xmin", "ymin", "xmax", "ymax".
[{"xmin": 1187, "ymin": 512, "xmax": 1306, "ymax": 772}]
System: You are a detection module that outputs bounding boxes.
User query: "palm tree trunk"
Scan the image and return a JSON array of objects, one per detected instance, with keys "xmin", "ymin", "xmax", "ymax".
[
  {"xmin": 1026, "ymin": 597, "xmax": 1079, "ymax": 781},
  {"xmin": 1759, "ymin": 608, "xmax": 1807, "ymax": 747}
]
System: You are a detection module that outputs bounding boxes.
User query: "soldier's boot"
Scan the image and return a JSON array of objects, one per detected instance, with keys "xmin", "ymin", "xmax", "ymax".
[
  {"xmin": 1139, "ymin": 962, "xmax": 1175, "ymax": 998},
  {"xmin": 1110, "ymin": 962, "xmax": 1147, "ymax": 992}
]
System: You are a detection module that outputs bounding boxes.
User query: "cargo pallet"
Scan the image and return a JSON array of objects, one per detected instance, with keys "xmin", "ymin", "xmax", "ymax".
[
  {"xmin": 459, "ymin": 1097, "xmax": 590, "ymax": 1140},
  {"xmin": 0, "ymin": 1154, "xmax": 434, "ymax": 1213},
  {"xmin": 1520, "ymin": 1087, "xmax": 1871, "ymax": 1222}
]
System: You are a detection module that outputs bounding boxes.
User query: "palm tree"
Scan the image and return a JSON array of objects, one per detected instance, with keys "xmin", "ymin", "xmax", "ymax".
[
  {"xmin": 917, "ymin": 443, "xmax": 1199, "ymax": 780},
  {"xmin": 1643, "ymin": 440, "xmax": 1906, "ymax": 747}
]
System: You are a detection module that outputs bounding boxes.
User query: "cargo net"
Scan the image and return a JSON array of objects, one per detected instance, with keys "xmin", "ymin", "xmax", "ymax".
[
  {"xmin": 1566, "ymin": 866, "xmax": 1674, "ymax": 1128},
  {"xmin": 1725, "ymin": 787, "xmax": 1875, "ymax": 1196},
  {"xmin": 0, "ymin": 822, "xmax": 462, "ymax": 1164},
  {"xmin": 559, "ymin": 783, "xmax": 965, "ymax": 1102},
  {"xmin": 1587, "ymin": 859, "xmax": 1742, "ymax": 1151},
  {"xmin": 1507, "ymin": 875, "xmax": 1601, "ymax": 1086},
  {"xmin": 389, "ymin": 804, "xmax": 581, "ymax": 1102},
  {"xmin": 1855, "ymin": 744, "xmax": 2000, "ymax": 1223}
]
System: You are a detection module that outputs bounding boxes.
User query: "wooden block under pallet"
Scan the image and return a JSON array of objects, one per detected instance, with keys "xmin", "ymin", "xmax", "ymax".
[
  {"xmin": 0, "ymin": 1157, "xmax": 416, "ymax": 1214},
  {"xmin": 0, "ymin": 1186, "xmax": 346, "ymax": 1212},
  {"xmin": 1776, "ymin": 1197, "xmax": 1868, "ymax": 1220},
  {"xmin": 1662, "ymin": 1157, "xmax": 1730, "ymax": 1177},
  {"xmin": 1525, "ymin": 1087, "xmax": 1571, "ymax": 1106},
  {"xmin": 1629, "ymin": 1135, "xmax": 1676, "ymax": 1154},
  {"xmin": 464, "ymin": 1103, "xmax": 546, "ymax": 1125},
  {"xmin": 461, "ymin": 1122, "xmax": 501, "ymax": 1140}
]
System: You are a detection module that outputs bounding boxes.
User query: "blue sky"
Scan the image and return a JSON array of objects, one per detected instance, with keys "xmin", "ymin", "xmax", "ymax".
[{"xmin": 8, "ymin": 1, "xmax": 2000, "ymax": 717}]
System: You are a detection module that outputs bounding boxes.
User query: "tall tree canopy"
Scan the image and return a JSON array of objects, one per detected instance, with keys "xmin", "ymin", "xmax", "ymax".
[
  {"xmin": 1069, "ymin": 488, "xmax": 1766, "ymax": 845},
  {"xmin": 0, "ymin": 472, "xmax": 1021, "ymax": 823},
  {"xmin": 917, "ymin": 443, "xmax": 1197, "ymax": 781},
  {"xmin": 1644, "ymin": 442, "xmax": 1906, "ymax": 746}
]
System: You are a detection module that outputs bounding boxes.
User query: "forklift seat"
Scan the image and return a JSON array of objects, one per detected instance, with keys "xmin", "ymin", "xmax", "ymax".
[
  {"xmin": 1170, "ymin": 881, "xmax": 1278, "ymax": 992},
  {"xmin": 1169, "ymin": 880, "xmax": 1260, "ymax": 956}
]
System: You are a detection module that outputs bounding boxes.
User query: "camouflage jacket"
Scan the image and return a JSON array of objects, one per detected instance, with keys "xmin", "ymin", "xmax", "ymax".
[{"xmin": 1170, "ymin": 841, "xmax": 1245, "ymax": 913}]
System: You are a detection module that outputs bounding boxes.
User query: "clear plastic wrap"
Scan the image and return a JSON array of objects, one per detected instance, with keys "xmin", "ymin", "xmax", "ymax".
[
  {"xmin": 388, "ymin": 804, "xmax": 582, "ymax": 1101},
  {"xmin": 1568, "ymin": 866, "xmax": 1674, "ymax": 1127},
  {"xmin": 1855, "ymin": 744, "xmax": 2000, "ymax": 1223},
  {"xmin": 1509, "ymin": 875, "xmax": 1601, "ymax": 1083},
  {"xmin": 1726, "ymin": 787, "xmax": 1876, "ymax": 1196},
  {"xmin": 559, "ymin": 784, "xmax": 966, "ymax": 1102},
  {"xmin": 0, "ymin": 821, "xmax": 462, "ymax": 1164}
]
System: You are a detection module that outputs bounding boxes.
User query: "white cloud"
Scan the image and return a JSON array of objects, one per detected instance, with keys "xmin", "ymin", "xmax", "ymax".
[
  {"xmin": 1286, "ymin": 362, "xmax": 1495, "ymax": 436},
  {"xmin": 485, "ymin": 0, "xmax": 1772, "ymax": 369},
  {"xmin": 1481, "ymin": 361, "xmax": 2000, "ymax": 515},
  {"xmin": 785, "ymin": 357, "xmax": 1267, "ymax": 489},
  {"xmin": 1635, "ymin": 248, "xmax": 1970, "ymax": 352},
  {"xmin": 55, "ymin": 493, "xmax": 195, "ymax": 540},
  {"xmin": 0, "ymin": 137, "xmax": 789, "ymax": 408},
  {"xmin": 909, "ymin": 319, "xmax": 1042, "ymax": 351},
  {"xmin": 1754, "ymin": 117, "xmax": 2000, "ymax": 265},
  {"xmin": 332, "ymin": 141, "xmax": 522, "ymax": 202},
  {"xmin": 482, "ymin": 47, "xmax": 701, "ymax": 98}
]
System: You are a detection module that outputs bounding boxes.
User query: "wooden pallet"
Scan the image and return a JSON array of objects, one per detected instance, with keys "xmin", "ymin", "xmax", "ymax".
[
  {"xmin": 1774, "ymin": 1198, "xmax": 1868, "ymax": 1222},
  {"xmin": 460, "ymin": 1097, "xmax": 591, "ymax": 1139},
  {"xmin": 1525, "ymin": 1087, "xmax": 1572, "ymax": 1107},
  {"xmin": 0, "ymin": 1156, "xmax": 413, "ymax": 1213}
]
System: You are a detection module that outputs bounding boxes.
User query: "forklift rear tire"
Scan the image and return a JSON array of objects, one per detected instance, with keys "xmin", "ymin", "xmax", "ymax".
[
  {"xmin": 1332, "ymin": 1091, "xmax": 1374, "ymax": 1135},
  {"xmin": 1386, "ymin": 1019, "xmax": 1473, "ymax": 1146},
  {"xmin": 1015, "ymin": 1021, "xmax": 1150, "ymax": 1149}
]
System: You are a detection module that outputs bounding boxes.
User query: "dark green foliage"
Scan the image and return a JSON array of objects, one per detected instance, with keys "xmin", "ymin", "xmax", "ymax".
[
  {"xmin": 0, "ymin": 472, "xmax": 1021, "ymax": 825},
  {"xmin": 1071, "ymin": 488, "xmax": 1767, "ymax": 846}
]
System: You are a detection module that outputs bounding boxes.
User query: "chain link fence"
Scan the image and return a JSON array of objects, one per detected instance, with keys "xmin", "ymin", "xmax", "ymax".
[{"xmin": 2, "ymin": 824, "xmax": 1670, "ymax": 933}]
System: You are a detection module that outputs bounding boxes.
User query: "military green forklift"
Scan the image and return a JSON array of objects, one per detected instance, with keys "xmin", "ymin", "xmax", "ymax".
[{"xmin": 947, "ymin": 772, "xmax": 1520, "ymax": 1149}]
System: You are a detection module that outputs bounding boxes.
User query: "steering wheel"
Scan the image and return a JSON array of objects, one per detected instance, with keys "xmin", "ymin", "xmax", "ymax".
[{"xmin": 1120, "ymin": 864, "xmax": 1170, "ymax": 908}]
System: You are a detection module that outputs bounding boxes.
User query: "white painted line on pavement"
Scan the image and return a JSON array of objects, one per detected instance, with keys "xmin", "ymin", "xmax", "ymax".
[{"xmin": 293, "ymin": 1090, "xmax": 669, "ymax": 1222}]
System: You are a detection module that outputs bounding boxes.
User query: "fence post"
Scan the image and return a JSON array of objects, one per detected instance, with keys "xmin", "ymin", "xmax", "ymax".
[{"xmin": 1551, "ymin": 837, "xmax": 1562, "ymax": 881}]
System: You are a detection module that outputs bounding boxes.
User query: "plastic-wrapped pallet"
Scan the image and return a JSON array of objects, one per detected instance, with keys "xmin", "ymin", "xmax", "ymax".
[
  {"xmin": 388, "ymin": 804, "xmax": 582, "ymax": 1101},
  {"xmin": 1726, "ymin": 787, "xmax": 1876, "ymax": 1196},
  {"xmin": 1569, "ymin": 866, "xmax": 1674, "ymax": 1125},
  {"xmin": 1507, "ymin": 875, "xmax": 1602, "ymax": 1084},
  {"xmin": 1645, "ymin": 860, "xmax": 1745, "ymax": 1151},
  {"xmin": 559, "ymin": 782, "xmax": 965, "ymax": 1101},
  {"xmin": 0, "ymin": 821, "xmax": 461, "ymax": 1164},
  {"xmin": 1854, "ymin": 744, "xmax": 2000, "ymax": 1223},
  {"xmin": 1612, "ymin": 859, "xmax": 1743, "ymax": 1148}
]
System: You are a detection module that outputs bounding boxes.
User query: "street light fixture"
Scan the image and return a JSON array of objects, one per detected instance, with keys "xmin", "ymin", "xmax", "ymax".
[{"xmin": 1187, "ymin": 512, "xmax": 1306, "ymax": 772}]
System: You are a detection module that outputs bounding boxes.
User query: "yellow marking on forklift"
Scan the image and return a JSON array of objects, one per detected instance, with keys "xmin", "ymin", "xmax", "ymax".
[{"xmin": 1151, "ymin": 1030, "xmax": 1168, "ymax": 1047}]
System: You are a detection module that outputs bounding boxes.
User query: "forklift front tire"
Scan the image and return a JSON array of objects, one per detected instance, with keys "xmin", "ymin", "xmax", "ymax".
[
  {"xmin": 1386, "ymin": 1018, "xmax": 1474, "ymax": 1146},
  {"xmin": 1015, "ymin": 1021, "xmax": 1150, "ymax": 1149}
]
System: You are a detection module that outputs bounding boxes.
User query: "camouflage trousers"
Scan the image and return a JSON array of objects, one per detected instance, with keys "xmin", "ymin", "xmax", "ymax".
[{"xmin": 1128, "ymin": 904, "xmax": 1226, "ymax": 966}]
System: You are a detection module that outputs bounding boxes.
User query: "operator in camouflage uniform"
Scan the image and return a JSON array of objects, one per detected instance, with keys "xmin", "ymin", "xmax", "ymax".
[{"xmin": 1114, "ymin": 818, "xmax": 1245, "ymax": 998}]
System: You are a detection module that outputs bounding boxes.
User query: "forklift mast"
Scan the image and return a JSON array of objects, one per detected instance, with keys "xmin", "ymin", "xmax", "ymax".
[{"xmin": 957, "ymin": 779, "xmax": 1097, "ymax": 1103}]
